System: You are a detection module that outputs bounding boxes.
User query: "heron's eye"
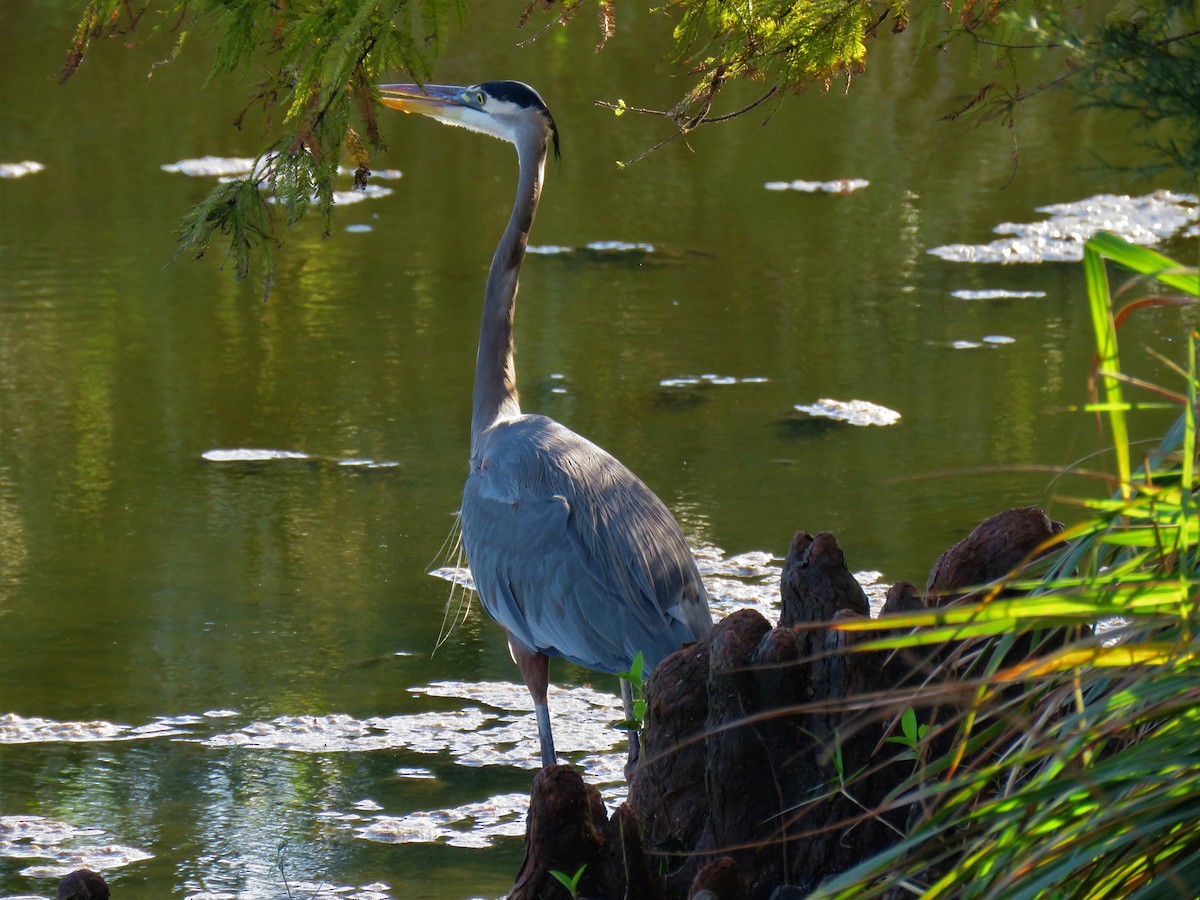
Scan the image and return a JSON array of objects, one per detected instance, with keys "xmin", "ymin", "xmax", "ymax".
[{"xmin": 475, "ymin": 91, "xmax": 487, "ymax": 107}]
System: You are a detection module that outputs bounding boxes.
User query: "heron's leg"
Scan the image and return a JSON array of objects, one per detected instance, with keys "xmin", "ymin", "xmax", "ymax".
[
  {"xmin": 621, "ymin": 677, "xmax": 641, "ymax": 775},
  {"xmin": 510, "ymin": 639, "xmax": 556, "ymax": 767}
]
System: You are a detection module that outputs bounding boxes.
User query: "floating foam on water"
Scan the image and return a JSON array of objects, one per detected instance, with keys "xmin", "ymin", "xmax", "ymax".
[
  {"xmin": 162, "ymin": 155, "xmax": 401, "ymax": 182},
  {"xmin": 201, "ymin": 449, "xmax": 400, "ymax": 467},
  {"xmin": 331, "ymin": 184, "xmax": 393, "ymax": 205},
  {"xmin": 764, "ymin": 178, "xmax": 869, "ymax": 194},
  {"xmin": 527, "ymin": 244, "xmax": 574, "ymax": 255},
  {"xmin": 429, "ymin": 565, "xmax": 475, "ymax": 589},
  {"xmin": 202, "ymin": 683, "xmax": 623, "ymax": 766},
  {"xmin": 659, "ymin": 374, "xmax": 769, "ymax": 388},
  {"xmin": 203, "ymin": 711, "xmax": 495, "ymax": 754},
  {"xmin": 945, "ymin": 335, "xmax": 1014, "ymax": 348},
  {"xmin": 336, "ymin": 458, "xmax": 401, "ymax": 468},
  {"xmin": 854, "ymin": 570, "xmax": 891, "ymax": 617},
  {"xmin": 265, "ymin": 184, "xmax": 394, "ymax": 206},
  {"xmin": 0, "ymin": 712, "xmax": 190, "ymax": 744},
  {"xmin": 357, "ymin": 793, "xmax": 530, "ymax": 849},
  {"xmin": 163, "ymin": 151, "xmax": 395, "ymax": 204},
  {"xmin": 1, "ymin": 713, "xmax": 124, "ymax": 743},
  {"xmin": 415, "ymin": 680, "xmax": 620, "ymax": 714},
  {"xmin": 585, "ymin": 241, "xmax": 655, "ymax": 253},
  {"xmin": 929, "ymin": 191, "xmax": 1198, "ymax": 264},
  {"xmin": 951, "ymin": 289, "xmax": 1047, "ymax": 300},
  {"xmin": 345, "ymin": 223, "xmax": 374, "ymax": 233},
  {"xmin": 0, "ymin": 161, "xmax": 45, "ymax": 178},
  {"xmin": 700, "ymin": 549, "xmax": 779, "ymax": 578},
  {"xmin": 202, "ymin": 449, "xmax": 310, "ymax": 462},
  {"xmin": 161, "ymin": 156, "xmax": 256, "ymax": 177},
  {"xmin": 697, "ymin": 546, "xmax": 793, "ymax": 620},
  {"xmin": 0, "ymin": 815, "xmax": 153, "ymax": 879},
  {"xmin": 186, "ymin": 881, "xmax": 393, "ymax": 900},
  {"xmin": 793, "ymin": 399, "xmax": 901, "ymax": 427},
  {"xmin": 396, "ymin": 767, "xmax": 436, "ymax": 779}
]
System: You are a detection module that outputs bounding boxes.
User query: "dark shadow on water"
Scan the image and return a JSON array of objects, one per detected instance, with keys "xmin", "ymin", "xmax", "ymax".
[
  {"xmin": 654, "ymin": 387, "xmax": 709, "ymax": 411},
  {"xmin": 773, "ymin": 416, "xmax": 842, "ymax": 440}
]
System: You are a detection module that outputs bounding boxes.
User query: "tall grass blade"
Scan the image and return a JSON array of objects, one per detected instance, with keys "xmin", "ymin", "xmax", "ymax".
[{"xmin": 808, "ymin": 233, "xmax": 1200, "ymax": 899}]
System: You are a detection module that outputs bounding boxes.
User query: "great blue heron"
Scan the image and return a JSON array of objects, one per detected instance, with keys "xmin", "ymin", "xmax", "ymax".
[{"xmin": 379, "ymin": 81, "xmax": 713, "ymax": 768}]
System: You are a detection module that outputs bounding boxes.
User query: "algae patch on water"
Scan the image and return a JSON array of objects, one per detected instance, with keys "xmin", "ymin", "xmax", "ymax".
[
  {"xmin": 929, "ymin": 191, "xmax": 1198, "ymax": 264},
  {"xmin": 0, "ymin": 815, "xmax": 153, "ymax": 879},
  {"xmin": 793, "ymin": 398, "xmax": 901, "ymax": 427}
]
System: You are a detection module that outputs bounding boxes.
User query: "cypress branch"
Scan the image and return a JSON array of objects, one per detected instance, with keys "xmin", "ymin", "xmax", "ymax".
[{"xmin": 64, "ymin": 0, "xmax": 1199, "ymax": 296}]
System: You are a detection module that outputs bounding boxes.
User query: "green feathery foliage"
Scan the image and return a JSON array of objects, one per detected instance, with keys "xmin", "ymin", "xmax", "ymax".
[
  {"xmin": 936, "ymin": 1, "xmax": 1200, "ymax": 180},
  {"xmin": 62, "ymin": 0, "xmax": 466, "ymax": 295},
  {"xmin": 63, "ymin": 2, "xmax": 1199, "ymax": 291},
  {"xmin": 661, "ymin": 1, "xmax": 907, "ymax": 125}
]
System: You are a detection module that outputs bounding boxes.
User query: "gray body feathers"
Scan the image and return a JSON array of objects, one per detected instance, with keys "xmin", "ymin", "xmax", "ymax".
[{"xmin": 462, "ymin": 414, "xmax": 712, "ymax": 674}]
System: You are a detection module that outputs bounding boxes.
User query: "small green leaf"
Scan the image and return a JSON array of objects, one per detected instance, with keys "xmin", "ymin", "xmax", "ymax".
[{"xmin": 549, "ymin": 864, "xmax": 587, "ymax": 897}]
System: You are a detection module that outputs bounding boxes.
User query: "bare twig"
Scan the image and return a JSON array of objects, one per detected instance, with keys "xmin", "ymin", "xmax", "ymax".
[{"xmin": 596, "ymin": 84, "xmax": 780, "ymax": 168}]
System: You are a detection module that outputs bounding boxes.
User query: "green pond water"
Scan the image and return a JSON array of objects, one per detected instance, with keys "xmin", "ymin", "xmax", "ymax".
[{"xmin": 1, "ymin": 3, "xmax": 1197, "ymax": 898}]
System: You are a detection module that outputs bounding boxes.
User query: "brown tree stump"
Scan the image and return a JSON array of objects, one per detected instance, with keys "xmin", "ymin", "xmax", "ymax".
[
  {"xmin": 510, "ymin": 765, "xmax": 607, "ymax": 900},
  {"xmin": 57, "ymin": 871, "xmax": 110, "ymax": 900},
  {"xmin": 600, "ymin": 802, "xmax": 669, "ymax": 900},
  {"xmin": 689, "ymin": 857, "xmax": 748, "ymax": 899},
  {"xmin": 780, "ymin": 531, "xmax": 870, "ymax": 625},
  {"xmin": 925, "ymin": 507, "xmax": 1063, "ymax": 607},
  {"xmin": 510, "ymin": 507, "xmax": 1064, "ymax": 900}
]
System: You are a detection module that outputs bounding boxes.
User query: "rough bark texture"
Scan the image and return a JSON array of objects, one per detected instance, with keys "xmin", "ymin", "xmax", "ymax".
[
  {"xmin": 510, "ymin": 765, "xmax": 607, "ymax": 900},
  {"xmin": 925, "ymin": 506, "xmax": 1064, "ymax": 607},
  {"xmin": 511, "ymin": 508, "xmax": 1063, "ymax": 899},
  {"xmin": 780, "ymin": 531, "xmax": 870, "ymax": 625}
]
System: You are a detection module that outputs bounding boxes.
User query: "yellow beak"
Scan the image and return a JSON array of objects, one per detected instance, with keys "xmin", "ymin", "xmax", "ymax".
[{"xmin": 378, "ymin": 83, "xmax": 471, "ymax": 118}]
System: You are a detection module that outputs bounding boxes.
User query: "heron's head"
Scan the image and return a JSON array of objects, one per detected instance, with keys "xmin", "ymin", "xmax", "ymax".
[{"xmin": 378, "ymin": 81, "xmax": 560, "ymax": 160}]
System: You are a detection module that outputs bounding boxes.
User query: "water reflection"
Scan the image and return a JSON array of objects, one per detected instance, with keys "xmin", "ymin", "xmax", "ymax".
[
  {"xmin": 0, "ymin": 543, "xmax": 893, "ymax": 894},
  {"xmin": 4, "ymin": 2, "xmax": 1197, "ymax": 897}
]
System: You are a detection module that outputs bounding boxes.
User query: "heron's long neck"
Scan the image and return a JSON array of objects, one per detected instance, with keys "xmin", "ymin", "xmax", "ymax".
[{"xmin": 471, "ymin": 135, "xmax": 546, "ymax": 458}]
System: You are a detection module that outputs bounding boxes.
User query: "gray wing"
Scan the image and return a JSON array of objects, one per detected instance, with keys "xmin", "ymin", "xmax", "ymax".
[{"xmin": 461, "ymin": 414, "xmax": 712, "ymax": 674}]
